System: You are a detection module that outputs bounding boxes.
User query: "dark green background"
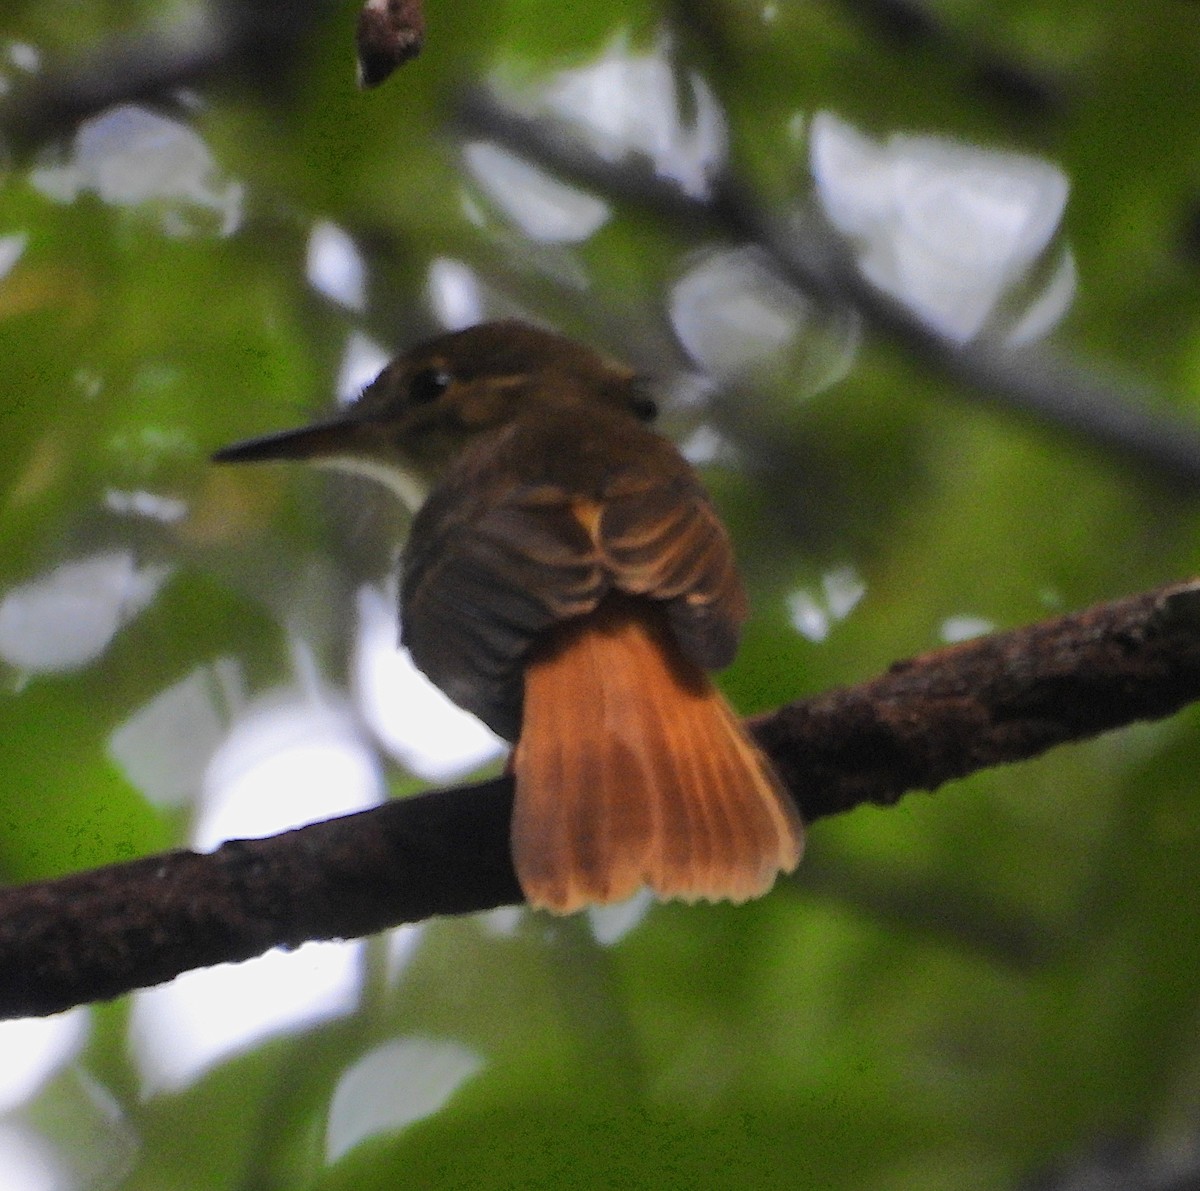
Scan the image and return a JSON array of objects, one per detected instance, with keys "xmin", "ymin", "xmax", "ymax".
[{"xmin": 3, "ymin": 2, "xmax": 1200, "ymax": 1187}]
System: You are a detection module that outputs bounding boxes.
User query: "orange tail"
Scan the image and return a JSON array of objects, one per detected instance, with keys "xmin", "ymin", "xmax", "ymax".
[{"xmin": 511, "ymin": 597, "xmax": 804, "ymax": 914}]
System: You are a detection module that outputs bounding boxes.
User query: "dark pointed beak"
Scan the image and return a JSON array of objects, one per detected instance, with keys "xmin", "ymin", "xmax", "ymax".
[
  {"xmin": 212, "ymin": 406, "xmax": 437, "ymax": 512},
  {"xmin": 212, "ymin": 413, "xmax": 371, "ymax": 466}
]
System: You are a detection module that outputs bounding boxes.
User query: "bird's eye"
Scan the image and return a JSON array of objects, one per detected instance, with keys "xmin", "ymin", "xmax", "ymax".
[
  {"xmin": 409, "ymin": 368, "xmax": 451, "ymax": 404},
  {"xmin": 629, "ymin": 393, "xmax": 658, "ymax": 422}
]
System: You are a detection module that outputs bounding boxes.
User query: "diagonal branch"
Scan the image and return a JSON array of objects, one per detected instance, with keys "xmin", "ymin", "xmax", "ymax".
[
  {"xmin": 1, "ymin": 579, "xmax": 1199, "ymax": 1020},
  {"xmin": 751, "ymin": 578, "xmax": 1200, "ymax": 817},
  {"xmin": 455, "ymin": 90, "xmax": 1200, "ymax": 491}
]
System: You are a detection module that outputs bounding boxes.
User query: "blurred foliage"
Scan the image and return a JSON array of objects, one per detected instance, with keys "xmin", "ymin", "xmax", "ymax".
[{"xmin": 3, "ymin": 1, "xmax": 1200, "ymax": 1189}]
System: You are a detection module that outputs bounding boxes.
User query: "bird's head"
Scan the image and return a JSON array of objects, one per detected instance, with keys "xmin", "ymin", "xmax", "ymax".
[{"xmin": 213, "ymin": 320, "xmax": 657, "ymax": 510}]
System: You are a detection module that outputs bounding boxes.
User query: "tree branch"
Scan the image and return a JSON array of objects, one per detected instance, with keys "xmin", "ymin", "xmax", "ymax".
[
  {"xmin": 1, "ymin": 2, "xmax": 325, "ymax": 156},
  {"xmin": 751, "ymin": 578, "xmax": 1200, "ymax": 818},
  {"xmin": 455, "ymin": 89, "xmax": 1200, "ymax": 491},
  {"xmin": 1, "ymin": 579, "xmax": 1199, "ymax": 1020}
]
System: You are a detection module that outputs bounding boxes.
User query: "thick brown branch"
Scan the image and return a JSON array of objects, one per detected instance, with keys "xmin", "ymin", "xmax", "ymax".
[
  {"xmin": 0, "ymin": 782, "xmax": 519, "ymax": 1021},
  {"xmin": 753, "ymin": 579, "xmax": 1200, "ymax": 818},
  {"xmin": 2, "ymin": 579, "xmax": 1199, "ymax": 1019}
]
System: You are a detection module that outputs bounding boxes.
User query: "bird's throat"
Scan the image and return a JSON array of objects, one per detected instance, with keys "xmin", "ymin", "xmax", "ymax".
[{"xmin": 314, "ymin": 452, "xmax": 431, "ymax": 515}]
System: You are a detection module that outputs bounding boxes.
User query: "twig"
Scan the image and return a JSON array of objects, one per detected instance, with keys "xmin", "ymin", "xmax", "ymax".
[
  {"xmin": 0, "ymin": 3, "xmax": 323, "ymax": 156},
  {"xmin": 1, "ymin": 578, "xmax": 1198, "ymax": 1020},
  {"xmin": 829, "ymin": 0, "xmax": 1065, "ymax": 117}
]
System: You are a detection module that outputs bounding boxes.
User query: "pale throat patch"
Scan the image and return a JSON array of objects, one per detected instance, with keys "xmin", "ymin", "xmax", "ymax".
[{"xmin": 315, "ymin": 453, "xmax": 430, "ymax": 514}]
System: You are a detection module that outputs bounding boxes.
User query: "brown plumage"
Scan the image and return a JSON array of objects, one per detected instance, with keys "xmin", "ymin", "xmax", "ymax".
[
  {"xmin": 513, "ymin": 594, "xmax": 801, "ymax": 912},
  {"xmin": 213, "ymin": 320, "xmax": 804, "ymax": 913}
]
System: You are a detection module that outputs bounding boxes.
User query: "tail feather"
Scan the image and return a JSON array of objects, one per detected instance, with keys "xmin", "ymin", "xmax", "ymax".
[{"xmin": 511, "ymin": 596, "xmax": 804, "ymax": 914}]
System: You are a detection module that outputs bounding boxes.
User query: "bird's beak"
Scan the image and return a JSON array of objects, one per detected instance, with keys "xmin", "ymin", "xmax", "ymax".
[
  {"xmin": 212, "ymin": 412, "xmax": 374, "ymax": 467},
  {"xmin": 212, "ymin": 410, "xmax": 433, "ymax": 512}
]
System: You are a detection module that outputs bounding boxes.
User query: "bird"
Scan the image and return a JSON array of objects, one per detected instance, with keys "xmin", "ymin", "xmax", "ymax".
[{"xmin": 213, "ymin": 319, "xmax": 804, "ymax": 913}]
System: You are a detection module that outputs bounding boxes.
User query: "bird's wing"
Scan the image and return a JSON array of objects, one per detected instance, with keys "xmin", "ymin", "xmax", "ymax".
[
  {"xmin": 596, "ymin": 474, "xmax": 748, "ymax": 672},
  {"xmin": 400, "ymin": 434, "xmax": 747, "ymax": 740},
  {"xmin": 400, "ymin": 483, "xmax": 608, "ymax": 741}
]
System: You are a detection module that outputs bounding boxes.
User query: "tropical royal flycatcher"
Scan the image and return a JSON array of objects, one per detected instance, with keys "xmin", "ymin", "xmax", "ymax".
[{"xmin": 213, "ymin": 320, "xmax": 803, "ymax": 912}]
